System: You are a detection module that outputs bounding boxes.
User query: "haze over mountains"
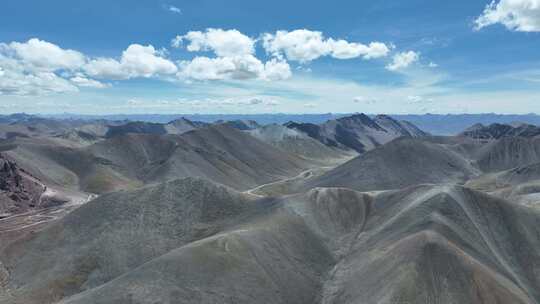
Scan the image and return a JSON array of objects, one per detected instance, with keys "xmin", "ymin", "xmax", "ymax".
[{"xmin": 1, "ymin": 113, "xmax": 540, "ymax": 303}]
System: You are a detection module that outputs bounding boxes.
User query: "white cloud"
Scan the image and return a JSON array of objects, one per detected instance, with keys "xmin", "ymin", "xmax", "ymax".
[
  {"xmin": 6, "ymin": 38, "xmax": 86, "ymax": 71},
  {"xmin": 0, "ymin": 69, "xmax": 78, "ymax": 95},
  {"xmin": 261, "ymin": 58, "xmax": 292, "ymax": 81},
  {"xmin": 170, "ymin": 36, "xmax": 183, "ymax": 48},
  {"xmin": 386, "ymin": 51, "xmax": 420, "ymax": 71},
  {"xmin": 83, "ymin": 58, "xmax": 125, "ymax": 79},
  {"xmin": 177, "ymin": 55, "xmax": 291, "ymax": 81},
  {"xmin": 353, "ymin": 96, "xmax": 378, "ymax": 104},
  {"xmin": 172, "ymin": 28, "xmax": 255, "ymax": 57},
  {"xmin": 172, "ymin": 28, "xmax": 291, "ymax": 82},
  {"xmin": 0, "ymin": 46, "xmax": 79, "ymax": 95},
  {"xmin": 170, "ymin": 28, "xmax": 399, "ymax": 82},
  {"xmin": 120, "ymin": 44, "xmax": 177, "ymax": 76},
  {"xmin": 475, "ymin": 0, "xmax": 540, "ymax": 32},
  {"xmin": 0, "ymin": 29, "xmax": 407, "ymax": 97},
  {"xmin": 262, "ymin": 29, "xmax": 390, "ymax": 63},
  {"xmin": 70, "ymin": 74, "xmax": 109, "ymax": 88},
  {"xmin": 428, "ymin": 62, "xmax": 438, "ymax": 68},
  {"xmin": 177, "ymin": 55, "xmax": 262, "ymax": 81},
  {"xmin": 0, "ymin": 38, "xmax": 180, "ymax": 95},
  {"xmin": 303, "ymin": 103, "xmax": 317, "ymax": 108},
  {"xmin": 84, "ymin": 44, "xmax": 177, "ymax": 79},
  {"xmin": 328, "ymin": 40, "xmax": 390, "ymax": 60},
  {"xmin": 168, "ymin": 5, "xmax": 181, "ymax": 14},
  {"xmin": 262, "ymin": 30, "xmax": 329, "ymax": 62}
]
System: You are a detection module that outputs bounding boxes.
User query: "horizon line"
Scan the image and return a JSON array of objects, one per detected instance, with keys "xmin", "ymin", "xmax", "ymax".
[{"xmin": 2, "ymin": 112, "xmax": 540, "ymax": 117}]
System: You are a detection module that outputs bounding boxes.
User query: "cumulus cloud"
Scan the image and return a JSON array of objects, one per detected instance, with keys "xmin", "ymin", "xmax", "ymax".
[
  {"xmin": 0, "ymin": 41, "xmax": 81, "ymax": 95},
  {"xmin": 84, "ymin": 44, "xmax": 177, "ymax": 79},
  {"xmin": 262, "ymin": 29, "xmax": 390, "ymax": 63},
  {"xmin": 6, "ymin": 38, "xmax": 86, "ymax": 71},
  {"xmin": 261, "ymin": 58, "xmax": 292, "ymax": 81},
  {"xmin": 0, "ymin": 38, "xmax": 181, "ymax": 95},
  {"xmin": 386, "ymin": 51, "xmax": 420, "ymax": 71},
  {"xmin": 177, "ymin": 55, "xmax": 291, "ymax": 81},
  {"xmin": 475, "ymin": 0, "xmax": 540, "ymax": 32},
  {"xmin": 0, "ymin": 68, "xmax": 78, "ymax": 96},
  {"xmin": 177, "ymin": 55, "xmax": 262, "ymax": 81},
  {"xmin": 82, "ymin": 58, "xmax": 124, "ymax": 79},
  {"xmin": 171, "ymin": 28, "xmax": 403, "ymax": 82},
  {"xmin": 172, "ymin": 28, "xmax": 291, "ymax": 81},
  {"xmin": 172, "ymin": 28, "xmax": 255, "ymax": 57},
  {"xmin": 171, "ymin": 28, "xmax": 272, "ymax": 82},
  {"xmin": 0, "ymin": 28, "xmax": 409, "ymax": 96},
  {"xmin": 328, "ymin": 41, "xmax": 390, "ymax": 60},
  {"xmin": 70, "ymin": 74, "xmax": 110, "ymax": 88}
]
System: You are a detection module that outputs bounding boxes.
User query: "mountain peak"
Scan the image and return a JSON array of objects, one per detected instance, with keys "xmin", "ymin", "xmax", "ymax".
[{"xmin": 460, "ymin": 122, "xmax": 540, "ymax": 139}]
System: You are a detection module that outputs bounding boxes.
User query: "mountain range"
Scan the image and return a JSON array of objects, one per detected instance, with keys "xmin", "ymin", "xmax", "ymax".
[
  {"xmin": 35, "ymin": 112, "xmax": 540, "ymax": 135},
  {"xmin": 1, "ymin": 113, "xmax": 540, "ymax": 303}
]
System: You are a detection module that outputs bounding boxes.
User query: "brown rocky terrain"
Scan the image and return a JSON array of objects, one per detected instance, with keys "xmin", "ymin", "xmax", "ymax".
[{"xmin": 0, "ymin": 153, "xmax": 47, "ymax": 217}]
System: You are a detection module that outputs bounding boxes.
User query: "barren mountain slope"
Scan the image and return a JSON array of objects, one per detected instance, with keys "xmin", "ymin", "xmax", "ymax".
[
  {"xmin": 460, "ymin": 122, "xmax": 540, "ymax": 139},
  {"xmin": 142, "ymin": 125, "xmax": 313, "ymax": 190},
  {"xmin": 0, "ymin": 178, "xmax": 274, "ymax": 304},
  {"xmin": 3, "ymin": 118, "xmax": 540, "ymax": 304},
  {"xmin": 164, "ymin": 118, "xmax": 209, "ymax": 135},
  {"xmin": 0, "ymin": 124, "xmax": 314, "ymax": 195},
  {"xmin": 317, "ymin": 184, "xmax": 540, "ymax": 304},
  {"xmin": 2, "ymin": 137, "xmax": 138, "ymax": 194},
  {"xmin": 2, "ymin": 180, "xmax": 539, "ymax": 304},
  {"xmin": 248, "ymin": 124, "xmax": 354, "ymax": 163},
  {"xmin": 304, "ymin": 138, "xmax": 479, "ymax": 192},
  {"xmin": 474, "ymin": 136, "xmax": 540, "ymax": 172},
  {"xmin": 89, "ymin": 124, "xmax": 313, "ymax": 191},
  {"xmin": 465, "ymin": 162, "xmax": 540, "ymax": 208},
  {"xmin": 286, "ymin": 114, "xmax": 428, "ymax": 153}
]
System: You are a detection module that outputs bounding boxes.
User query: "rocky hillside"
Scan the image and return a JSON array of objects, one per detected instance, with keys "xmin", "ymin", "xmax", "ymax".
[
  {"xmin": 286, "ymin": 113, "xmax": 428, "ymax": 153},
  {"xmin": 460, "ymin": 122, "xmax": 540, "ymax": 140},
  {"xmin": 0, "ymin": 154, "xmax": 46, "ymax": 217}
]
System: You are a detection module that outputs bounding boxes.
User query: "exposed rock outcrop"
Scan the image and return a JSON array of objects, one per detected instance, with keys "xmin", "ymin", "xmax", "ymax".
[{"xmin": 0, "ymin": 154, "xmax": 46, "ymax": 216}]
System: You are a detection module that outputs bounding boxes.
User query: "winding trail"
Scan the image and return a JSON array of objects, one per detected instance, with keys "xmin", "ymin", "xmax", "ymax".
[{"xmin": 244, "ymin": 166, "xmax": 334, "ymax": 197}]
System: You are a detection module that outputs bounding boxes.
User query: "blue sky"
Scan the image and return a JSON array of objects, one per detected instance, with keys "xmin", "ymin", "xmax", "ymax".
[{"xmin": 0, "ymin": 0, "xmax": 540, "ymax": 114}]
